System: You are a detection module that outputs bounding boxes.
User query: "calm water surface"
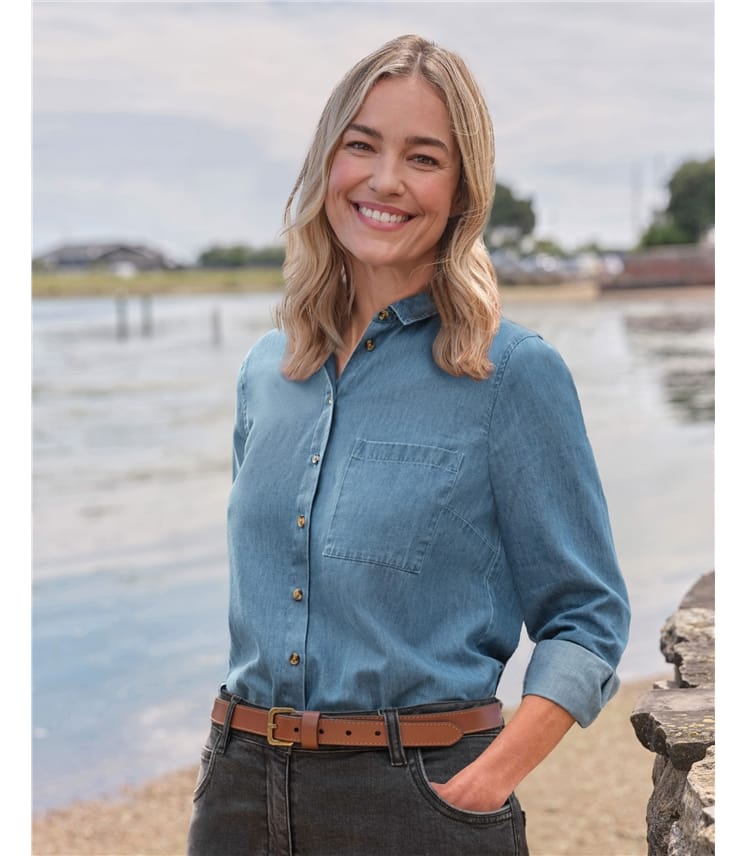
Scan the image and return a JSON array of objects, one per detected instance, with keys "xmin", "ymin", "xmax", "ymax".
[{"xmin": 32, "ymin": 289, "xmax": 714, "ymax": 812}]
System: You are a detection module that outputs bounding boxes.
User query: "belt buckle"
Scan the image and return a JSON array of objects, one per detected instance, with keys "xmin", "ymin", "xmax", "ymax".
[{"xmin": 267, "ymin": 707, "xmax": 296, "ymax": 746}]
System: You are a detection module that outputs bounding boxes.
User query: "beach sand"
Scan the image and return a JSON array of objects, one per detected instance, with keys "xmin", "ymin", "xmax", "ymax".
[{"xmin": 32, "ymin": 678, "xmax": 660, "ymax": 856}]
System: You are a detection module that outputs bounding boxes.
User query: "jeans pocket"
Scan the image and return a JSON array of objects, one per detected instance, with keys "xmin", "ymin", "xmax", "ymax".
[
  {"xmin": 192, "ymin": 727, "xmax": 220, "ymax": 803},
  {"xmin": 408, "ymin": 735, "xmax": 514, "ymax": 824},
  {"xmin": 322, "ymin": 439, "xmax": 462, "ymax": 574}
]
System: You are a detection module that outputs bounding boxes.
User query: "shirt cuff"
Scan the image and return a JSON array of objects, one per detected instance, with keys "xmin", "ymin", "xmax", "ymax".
[{"xmin": 521, "ymin": 638, "xmax": 621, "ymax": 727}]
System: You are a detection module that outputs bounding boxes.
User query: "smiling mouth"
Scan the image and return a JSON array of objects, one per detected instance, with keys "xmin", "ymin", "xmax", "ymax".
[{"xmin": 354, "ymin": 203, "xmax": 412, "ymax": 225}]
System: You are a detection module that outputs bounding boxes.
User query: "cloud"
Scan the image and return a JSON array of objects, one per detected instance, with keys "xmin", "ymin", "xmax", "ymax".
[
  {"xmin": 33, "ymin": 111, "xmax": 295, "ymax": 259},
  {"xmin": 32, "ymin": 1, "xmax": 714, "ymax": 258}
]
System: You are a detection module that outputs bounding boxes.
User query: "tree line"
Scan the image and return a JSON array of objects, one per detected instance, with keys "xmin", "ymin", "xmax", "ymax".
[
  {"xmin": 483, "ymin": 157, "xmax": 714, "ymax": 254},
  {"xmin": 196, "ymin": 155, "xmax": 714, "ymax": 267}
]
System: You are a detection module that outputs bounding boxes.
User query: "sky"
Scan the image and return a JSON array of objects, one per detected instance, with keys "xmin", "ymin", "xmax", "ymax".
[{"xmin": 31, "ymin": 0, "xmax": 715, "ymax": 264}]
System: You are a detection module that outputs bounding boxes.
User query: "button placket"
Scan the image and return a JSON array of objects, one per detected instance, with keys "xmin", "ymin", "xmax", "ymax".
[{"xmin": 282, "ymin": 370, "xmax": 335, "ymax": 703}]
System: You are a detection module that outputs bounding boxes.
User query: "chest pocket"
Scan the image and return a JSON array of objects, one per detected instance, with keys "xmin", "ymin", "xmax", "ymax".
[{"xmin": 322, "ymin": 438, "xmax": 463, "ymax": 574}]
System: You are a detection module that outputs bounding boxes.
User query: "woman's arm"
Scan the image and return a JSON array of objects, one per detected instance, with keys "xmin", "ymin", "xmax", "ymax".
[
  {"xmin": 487, "ymin": 334, "xmax": 630, "ymax": 728},
  {"xmin": 430, "ymin": 694, "xmax": 575, "ymax": 812},
  {"xmin": 430, "ymin": 334, "xmax": 629, "ymax": 812}
]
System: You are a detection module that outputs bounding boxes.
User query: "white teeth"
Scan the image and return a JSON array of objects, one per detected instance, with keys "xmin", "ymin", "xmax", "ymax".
[{"xmin": 358, "ymin": 205, "xmax": 408, "ymax": 224}]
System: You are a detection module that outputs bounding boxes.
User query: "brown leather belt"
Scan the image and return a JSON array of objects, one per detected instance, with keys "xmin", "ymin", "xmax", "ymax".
[{"xmin": 211, "ymin": 698, "xmax": 504, "ymax": 750}]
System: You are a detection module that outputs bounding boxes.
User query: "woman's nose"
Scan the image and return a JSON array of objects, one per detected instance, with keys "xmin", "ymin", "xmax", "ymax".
[{"xmin": 367, "ymin": 155, "xmax": 404, "ymax": 196}]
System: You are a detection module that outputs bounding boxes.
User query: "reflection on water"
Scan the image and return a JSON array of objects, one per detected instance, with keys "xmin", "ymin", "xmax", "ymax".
[
  {"xmin": 623, "ymin": 307, "xmax": 714, "ymax": 423},
  {"xmin": 32, "ymin": 289, "xmax": 714, "ymax": 812}
]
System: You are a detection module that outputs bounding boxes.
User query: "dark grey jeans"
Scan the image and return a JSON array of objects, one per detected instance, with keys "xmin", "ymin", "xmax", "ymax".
[{"xmin": 187, "ymin": 695, "xmax": 529, "ymax": 855}]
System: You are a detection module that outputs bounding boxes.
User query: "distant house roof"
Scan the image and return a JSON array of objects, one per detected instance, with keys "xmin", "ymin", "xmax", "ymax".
[{"xmin": 33, "ymin": 242, "xmax": 179, "ymax": 271}]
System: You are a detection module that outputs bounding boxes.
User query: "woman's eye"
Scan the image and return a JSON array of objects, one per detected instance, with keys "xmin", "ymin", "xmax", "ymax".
[
  {"xmin": 345, "ymin": 140, "xmax": 374, "ymax": 152},
  {"xmin": 412, "ymin": 154, "xmax": 439, "ymax": 167}
]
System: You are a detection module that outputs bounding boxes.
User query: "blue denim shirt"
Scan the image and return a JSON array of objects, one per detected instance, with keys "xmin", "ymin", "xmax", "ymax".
[{"xmin": 225, "ymin": 291, "xmax": 630, "ymax": 727}]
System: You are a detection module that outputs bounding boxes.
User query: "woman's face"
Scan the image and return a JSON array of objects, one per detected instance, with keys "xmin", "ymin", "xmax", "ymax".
[{"xmin": 324, "ymin": 75, "xmax": 462, "ymax": 282}]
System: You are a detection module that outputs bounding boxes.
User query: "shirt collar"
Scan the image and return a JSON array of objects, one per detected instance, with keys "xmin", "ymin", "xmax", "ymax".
[{"xmin": 389, "ymin": 290, "xmax": 438, "ymax": 325}]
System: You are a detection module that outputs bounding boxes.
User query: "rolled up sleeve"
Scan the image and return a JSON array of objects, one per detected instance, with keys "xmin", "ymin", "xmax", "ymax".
[{"xmin": 488, "ymin": 334, "xmax": 630, "ymax": 726}]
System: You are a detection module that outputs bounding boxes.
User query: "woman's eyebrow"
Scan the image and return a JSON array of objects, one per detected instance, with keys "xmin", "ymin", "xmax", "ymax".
[
  {"xmin": 346, "ymin": 123, "xmax": 450, "ymax": 154},
  {"xmin": 346, "ymin": 122, "xmax": 382, "ymax": 140},
  {"xmin": 405, "ymin": 135, "xmax": 450, "ymax": 154}
]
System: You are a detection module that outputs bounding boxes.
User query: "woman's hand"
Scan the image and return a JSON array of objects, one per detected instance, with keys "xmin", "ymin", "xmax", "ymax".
[{"xmin": 430, "ymin": 759, "xmax": 512, "ymax": 813}]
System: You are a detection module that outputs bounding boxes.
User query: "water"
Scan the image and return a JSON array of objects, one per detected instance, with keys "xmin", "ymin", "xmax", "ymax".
[{"xmin": 32, "ymin": 288, "xmax": 714, "ymax": 813}]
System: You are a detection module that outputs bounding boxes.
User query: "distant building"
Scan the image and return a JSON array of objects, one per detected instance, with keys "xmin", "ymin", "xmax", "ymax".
[
  {"xmin": 600, "ymin": 244, "xmax": 714, "ymax": 291},
  {"xmin": 33, "ymin": 242, "xmax": 180, "ymax": 275}
]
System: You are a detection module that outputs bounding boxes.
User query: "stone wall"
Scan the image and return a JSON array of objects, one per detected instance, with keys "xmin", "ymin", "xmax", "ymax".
[{"xmin": 630, "ymin": 571, "xmax": 715, "ymax": 855}]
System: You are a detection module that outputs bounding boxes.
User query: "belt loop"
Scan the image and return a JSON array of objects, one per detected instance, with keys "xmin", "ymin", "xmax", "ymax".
[
  {"xmin": 300, "ymin": 711, "xmax": 321, "ymax": 750},
  {"xmin": 216, "ymin": 694, "xmax": 241, "ymax": 755},
  {"xmin": 381, "ymin": 708, "xmax": 406, "ymax": 767}
]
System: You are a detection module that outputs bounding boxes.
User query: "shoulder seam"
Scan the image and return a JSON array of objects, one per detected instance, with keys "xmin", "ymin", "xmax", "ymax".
[{"xmin": 485, "ymin": 332, "xmax": 542, "ymax": 433}]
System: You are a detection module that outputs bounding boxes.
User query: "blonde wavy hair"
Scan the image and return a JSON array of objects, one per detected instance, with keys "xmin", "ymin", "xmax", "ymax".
[{"xmin": 275, "ymin": 34, "xmax": 500, "ymax": 380}]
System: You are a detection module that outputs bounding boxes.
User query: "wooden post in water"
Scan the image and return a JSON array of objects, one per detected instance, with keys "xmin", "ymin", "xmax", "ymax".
[
  {"xmin": 115, "ymin": 293, "xmax": 129, "ymax": 340},
  {"xmin": 211, "ymin": 306, "xmax": 223, "ymax": 348},
  {"xmin": 140, "ymin": 294, "xmax": 153, "ymax": 337}
]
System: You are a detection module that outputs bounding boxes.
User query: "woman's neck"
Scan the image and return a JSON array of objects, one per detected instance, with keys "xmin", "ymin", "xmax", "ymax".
[
  {"xmin": 335, "ymin": 264, "xmax": 432, "ymax": 376},
  {"xmin": 350, "ymin": 261, "xmax": 432, "ymax": 324}
]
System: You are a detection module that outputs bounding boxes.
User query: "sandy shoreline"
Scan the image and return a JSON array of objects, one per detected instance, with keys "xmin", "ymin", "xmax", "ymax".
[{"xmin": 32, "ymin": 677, "xmax": 662, "ymax": 855}]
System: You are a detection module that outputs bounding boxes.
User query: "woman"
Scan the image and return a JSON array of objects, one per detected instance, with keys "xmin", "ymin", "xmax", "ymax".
[{"xmin": 187, "ymin": 34, "xmax": 630, "ymax": 856}]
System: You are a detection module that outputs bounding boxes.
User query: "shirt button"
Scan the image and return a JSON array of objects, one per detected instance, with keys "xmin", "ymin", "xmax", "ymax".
[
  {"xmin": 365, "ymin": 339, "xmax": 375, "ymax": 351},
  {"xmin": 327, "ymin": 394, "xmax": 333, "ymax": 405},
  {"xmin": 297, "ymin": 515, "xmax": 306, "ymax": 528},
  {"xmin": 311, "ymin": 454, "xmax": 320, "ymax": 465},
  {"xmin": 289, "ymin": 652, "xmax": 301, "ymax": 666},
  {"xmin": 292, "ymin": 588, "xmax": 303, "ymax": 601},
  {"xmin": 378, "ymin": 309, "xmax": 390, "ymax": 321}
]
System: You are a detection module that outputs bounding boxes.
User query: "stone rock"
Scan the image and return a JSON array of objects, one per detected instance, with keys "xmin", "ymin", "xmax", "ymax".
[
  {"xmin": 667, "ymin": 746, "xmax": 715, "ymax": 856},
  {"xmin": 678, "ymin": 570, "xmax": 714, "ymax": 610},
  {"xmin": 660, "ymin": 607, "xmax": 715, "ymax": 687},
  {"xmin": 646, "ymin": 755, "xmax": 687, "ymax": 855},
  {"xmin": 629, "ymin": 571, "xmax": 715, "ymax": 856},
  {"xmin": 630, "ymin": 686, "xmax": 715, "ymax": 770}
]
